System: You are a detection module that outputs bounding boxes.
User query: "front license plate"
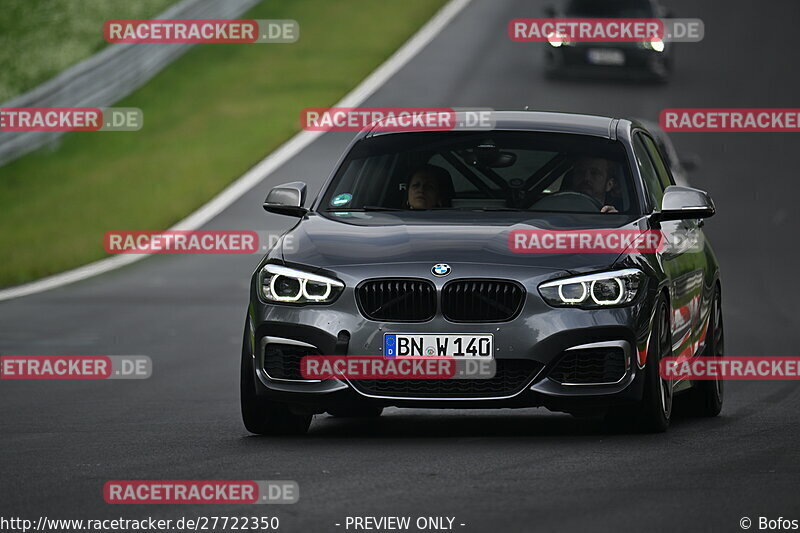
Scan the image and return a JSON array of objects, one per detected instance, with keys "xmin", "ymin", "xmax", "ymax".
[
  {"xmin": 587, "ymin": 48, "xmax": 625, "ymax": 66},
  {"xmin": 383, "ymin": 334, "xmax": 493, "ymax": 358}
]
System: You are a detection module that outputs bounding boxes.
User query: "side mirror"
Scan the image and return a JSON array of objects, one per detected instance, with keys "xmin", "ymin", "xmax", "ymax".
[
  {"xmin": 263, "ymin": 181, "xmax": 308, "ymax": 217},
  {"xmin": 655, "ymin": 185, "xmax": 715, "ymax": 222}
]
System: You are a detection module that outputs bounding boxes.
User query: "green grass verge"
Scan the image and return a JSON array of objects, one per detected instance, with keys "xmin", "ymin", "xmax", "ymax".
[
  {"xmin": 0, "ymin": 0, "xmax": 447, "ymax": 287},
  {"xmin": 0, "ymin": 0, "xmax": 175, "ymax": 101}
]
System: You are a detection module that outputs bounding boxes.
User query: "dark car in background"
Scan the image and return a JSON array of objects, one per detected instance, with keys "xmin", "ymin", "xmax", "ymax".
[
  {"xmin": 543, "ymin": 0, "xmax": 675, "ymax": 82},
  {"xmin": 240, "ymin": 111, "xmax": 723, "ymax": 435}
]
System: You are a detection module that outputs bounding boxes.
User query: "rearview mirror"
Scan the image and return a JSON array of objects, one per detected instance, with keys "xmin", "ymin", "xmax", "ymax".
[
  {"xmin": 543, "ymin": 4, "xmax": 556, "ymax": 17},
  {"xmin": 461, "ymin": 139, "xmax": 518, "ymax": 168},
  {"xmin": 655, "ymin": 185, "xmax": 715, "ymax": 222},
  {"xmin": 263, "ymin": 181, "xmax": 308, "ymax": 217}
]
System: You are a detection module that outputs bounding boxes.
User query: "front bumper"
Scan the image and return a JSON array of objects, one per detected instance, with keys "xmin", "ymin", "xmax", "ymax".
[{"xmin": 246, "ymin": 263, "xmax": 657, "ymax": 414}]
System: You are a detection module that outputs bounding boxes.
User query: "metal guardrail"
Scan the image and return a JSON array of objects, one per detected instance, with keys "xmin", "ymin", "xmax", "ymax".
[{"xmin": 0, "ymin": 0, "xmax": 262, "ymax": 166}]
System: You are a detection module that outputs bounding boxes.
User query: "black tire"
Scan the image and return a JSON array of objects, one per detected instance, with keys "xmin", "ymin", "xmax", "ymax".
[
  {"xmin": 636, "ymin": 297, "xmax": 672, "ymax": 432},
  {"xmin": 677, "ymin": 286, "xmax": 724, "ymax": 417},
  {"xmin": 606, "ymin": 297, "xmax": 672, "ymax": 433},
  {"xmin": 543, "ymin": 50, "xmax": 562, "ymax": 80},
  {"xmin": 649, "ymin": 55, "xmax": 672, "ymax": 84},
  {"xmin": 327, "ymin": 406, "xmax": 384, "ymax": 418},
  {"xmin": 240, "ymin": 319, "xmax": 312, "ymax": 435}
]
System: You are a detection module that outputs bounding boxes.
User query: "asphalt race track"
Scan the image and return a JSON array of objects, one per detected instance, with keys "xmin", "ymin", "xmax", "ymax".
[{"xmin": 2, "ymin": 1, "xmax": 800, "ymax": 531}]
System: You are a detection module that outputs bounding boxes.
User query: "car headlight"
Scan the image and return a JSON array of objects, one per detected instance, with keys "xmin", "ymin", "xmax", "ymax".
[
  {"xmin": 640, "ymin": 38, "xmax": 665, "ymax": 52},
  {"xmin": 547, "ymin": 31, "xmax": 572, "ymax": 47},
  {"xmin": 258, "ymin": 264, "xmax": 344, "ymax": 304},
  {"xmin": 538, "ymin": 268, "xmax": 645, "ymax": 308}
]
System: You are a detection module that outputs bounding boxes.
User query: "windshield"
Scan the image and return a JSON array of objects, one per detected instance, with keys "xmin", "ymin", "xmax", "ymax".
[
  {"xmin": 319, "ymin": 131, "xmax": 639, "ymax": 219},
  {"xmin": 565, "ymin": 0, "xmax": 654, "ymax": 17}
]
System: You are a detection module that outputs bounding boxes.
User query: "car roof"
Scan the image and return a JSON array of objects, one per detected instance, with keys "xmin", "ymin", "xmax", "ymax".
[
  {"xmin": 366, "ymin": 111, "xmax": 638, "ymax": 140},
  {"xmin": 560, "ymin": 0, "xmax": 658, "ymax": 13}
]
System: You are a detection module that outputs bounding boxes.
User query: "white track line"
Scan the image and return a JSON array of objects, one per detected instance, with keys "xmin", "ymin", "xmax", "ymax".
[{"xmin": 0, "ymin": 0, "xmax": 472, "ymax": 303}]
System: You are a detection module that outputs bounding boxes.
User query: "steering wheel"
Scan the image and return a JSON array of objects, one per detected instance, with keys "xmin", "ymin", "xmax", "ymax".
[{"xmin": 530, "ymin": 191, "xmax": 604, "ymax": 212}]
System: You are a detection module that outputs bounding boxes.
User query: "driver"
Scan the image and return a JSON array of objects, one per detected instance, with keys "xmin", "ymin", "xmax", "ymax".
[
  {"xmin": 407, "ymin": 164, "xmax": 453, "ymax": 209},
  {"xmin": 567, "ymin": 157, "xmax": 619, "ymax": 214}
]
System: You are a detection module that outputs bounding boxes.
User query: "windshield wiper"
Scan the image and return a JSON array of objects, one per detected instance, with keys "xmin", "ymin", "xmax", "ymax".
[
  {"xmin": 325, "ymin": 206, "xmax": 404, "ymax": 212},
  {"xmin": 325, "ymin": 206, "xmax": 526, "ymax": 212},
  {"xmin": 456, "ymin": 207, "xmax": 526, "ymax": 212}
]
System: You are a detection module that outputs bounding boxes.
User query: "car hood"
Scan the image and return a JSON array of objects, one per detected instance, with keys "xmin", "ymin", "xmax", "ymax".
[{"xmin": 279, "ymin": 212, "xmax": 642, "ymax": 272}]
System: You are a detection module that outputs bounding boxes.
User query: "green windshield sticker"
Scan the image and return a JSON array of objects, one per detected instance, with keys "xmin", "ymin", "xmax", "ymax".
[{"xmin": 330, "ymin": 193, "xmax": 353, "ymax": 207}]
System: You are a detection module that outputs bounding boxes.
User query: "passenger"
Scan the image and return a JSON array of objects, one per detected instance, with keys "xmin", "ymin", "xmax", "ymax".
[{"xmin": 407, "ymin": 164, "xmax": 454, "ymax": 209}]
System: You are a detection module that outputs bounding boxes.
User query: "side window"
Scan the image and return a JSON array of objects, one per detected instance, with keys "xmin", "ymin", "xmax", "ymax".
[
  {"xmin": 633, "ymin": 133, "xmax": 665, "ymax": 210},
  {"xmin": 640, "ymin": 134, "xmax": 675, "ymax": 189}
]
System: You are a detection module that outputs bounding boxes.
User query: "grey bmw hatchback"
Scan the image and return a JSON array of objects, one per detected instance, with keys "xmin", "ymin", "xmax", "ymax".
[{"xmin": 241, "ymin": 111, "xmax": 723, "ymax": 435}]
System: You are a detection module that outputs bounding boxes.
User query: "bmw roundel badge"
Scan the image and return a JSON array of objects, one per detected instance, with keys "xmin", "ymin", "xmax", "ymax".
[{"xmin": 431, "ymin": 263, "xmax": 451, "ymax": 277}]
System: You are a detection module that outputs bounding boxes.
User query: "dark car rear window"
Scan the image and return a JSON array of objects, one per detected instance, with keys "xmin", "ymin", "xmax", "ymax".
[{"xmin": 565, "ymin": 0, "xmax": 654, "ymax": 18}]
